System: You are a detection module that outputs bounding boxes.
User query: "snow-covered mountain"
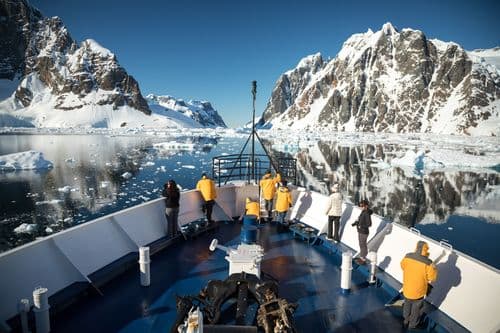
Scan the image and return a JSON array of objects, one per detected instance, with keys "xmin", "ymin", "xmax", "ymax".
[
  {"xmin": 260, "ymin": 23, "xmax": 500, "ymax": 136},
  {"xmin": 146, "ymin": 94, "xmax": 226, "ymax": 128},
  {"xmin": 0, "ymin": 0, "xmax": 226, "ymax": 129}
]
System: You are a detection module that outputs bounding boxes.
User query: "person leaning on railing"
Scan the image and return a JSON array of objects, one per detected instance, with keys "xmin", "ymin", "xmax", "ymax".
[
  {"xmin": 245, "ymin": 197, "xmax": 260, "ymax": 222},
  {"xmin": 400, "ymin": 241, "xmax": 438, "ymax": 329},
  {"xmin": 196, "ymin": 173, "xmax": 217, "ymax": 224},
  {"xmin": 162, "ymin": 179, "xmax": 180, "ymax": 238},
  {"xmin": 260, "ymin": 169, "xmax": 281, "ymax": 222}
]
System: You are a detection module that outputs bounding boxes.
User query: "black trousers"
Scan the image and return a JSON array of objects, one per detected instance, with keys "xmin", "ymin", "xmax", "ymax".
[
  {"xmin": 403, "ymin": 297, "xmax": 424, "ymax": 328},
  {"xmin": 327, "ymin": 215, "xmax": 340, "ymax": 240},
  {"xmin": 264, "ymin": 199, "xmax": 273, "ymax": 219},
  {"xmin": 203, "ymin": 200, "xmax": 215, "ymax": 222}
]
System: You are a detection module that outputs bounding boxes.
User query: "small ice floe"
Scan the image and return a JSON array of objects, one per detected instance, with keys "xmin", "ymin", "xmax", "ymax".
[
  {"xmin": 153, "ymin": 141, "xmax": 196, "ymax": 151},
  {"xmin": 100, "ymin": 181, "xmax": 111, "ymax": 188},
  {"xmin": 0, "ymin": 151, "xmax": 53, "ymax": 171},
  {"xmin": 121, "ymin": 172, "xmax": 133, "ymax": 179},
  {"xmin": 391, "ymin": 150, "xmax": 444, "ymax": 175},
  {"xmin": 160, "ymin": 166, "xmax": 167, "ymax": 172},
  {"xmin": 182, "ymin": 165, "xmax": 195, "ymax": 169},
  {"xmin": 371, "ymin": 160, "xmax": 391, "ymax": 170},
  {"xmin": 58, "ymin": 186, "xmax": 72, "ymax": 193},
  {"xmin": 141, "ymin": 161, "xmax": 155, "ymax": 167},
  {"xmin": 45, "ymin": 227, "xmax": 54, "ymax": 234},
  {"xmin": 447, "ymin": 227, "xmax": 453, "ymax": 230},
  {"xmin": 14, "ymin": 223, "xmax": 37, "ymax": 234},
  {"xmin": 35, "ymin": 199, "xmax": 63, "ymax": 206}
]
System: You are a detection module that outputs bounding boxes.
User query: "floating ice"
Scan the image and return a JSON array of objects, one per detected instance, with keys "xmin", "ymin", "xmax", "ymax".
[
  {"xmin": 35, "ymin": 199, "xmax": 63, "ymax": 206},
  {"xmin": 391, "ymin": 150, "xmax": 444, "ymax": 173},
  {"xmin": 0, "ymin": 151, "xmax": 53, "ymax": 171},
  {"xmin": 371, "ymin": 160, "xmax": 391, "ymax": 169},
  {"xmin": 14, "ymin": 223, "xmax": 37, "ymax": 234},
  {"xmin": 182, "ymin": 165, "xmax": 195, "ymax": 169},
  {"xmin": 121, "ymin": 172, "xmax": 132, "ymax": 179},
  {"xmin": 58, "ymin": 186, "xmax": 72, "ymax": 193}
]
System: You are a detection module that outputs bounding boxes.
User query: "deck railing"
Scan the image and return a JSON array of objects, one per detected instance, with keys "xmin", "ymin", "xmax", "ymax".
[{"xmin": 212, "ymin": 153, "xmax": 297, "ymax": 187}]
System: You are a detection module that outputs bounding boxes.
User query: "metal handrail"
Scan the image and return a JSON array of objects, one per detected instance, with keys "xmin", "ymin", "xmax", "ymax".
[{"xmin": 212, "ymin": 153, "xmax": 297, "ymax": 187}]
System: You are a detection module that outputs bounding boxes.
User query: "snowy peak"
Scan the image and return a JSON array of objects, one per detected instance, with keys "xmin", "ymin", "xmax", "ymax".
[
  {"xmin": 0, "ymin": 0, "xmax": 229, "ymax": 129},
  {"xmin": 82, "ymin": 39, "xmax": 115, "ymax": 59},
  {"xmin": 261, "ymin": 23, "xmax": 500, "ymax": 136},
  {"xmin": 467, "ymin": 47, "xmax": 500, "ymax": 71},
  {"xmin": 0, "ymin": 0, "xmax": 156, "ymax": 128},
  {"xmin": 289, "ymin": 52, "xmax": 324, "ymax": 73},
  {"xmin": 259, "ymin": 52, "xmax": 325, "ymax": 125},
  {"xmin": 146, "ymin": 94, "xmax": 226, "ymax": 128},
  {"xmin": 381, "ymin": 22, "xmax": 397, "ymax": 35}
]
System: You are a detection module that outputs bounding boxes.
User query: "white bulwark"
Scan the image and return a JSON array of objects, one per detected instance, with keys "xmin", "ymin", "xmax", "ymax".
[{"xmin": 0, "ymin": 183, "xmax": 499, "ymax": 333}]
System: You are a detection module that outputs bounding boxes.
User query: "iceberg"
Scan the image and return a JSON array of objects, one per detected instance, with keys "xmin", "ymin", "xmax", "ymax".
[{"xmin": 0, "ymin": 151, "xmax": 53, "ymax": 171}]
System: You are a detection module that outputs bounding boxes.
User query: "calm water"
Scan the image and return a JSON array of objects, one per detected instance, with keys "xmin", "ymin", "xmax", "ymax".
[{"xmin": 1, "ymin": 134, "xmax": 499, "ymax": 269}]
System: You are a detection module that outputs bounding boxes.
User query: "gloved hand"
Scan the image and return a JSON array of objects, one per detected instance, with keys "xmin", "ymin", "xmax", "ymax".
[{"xmin": 351, "ymin": 221, "xmax": 358, "ymax": 227}]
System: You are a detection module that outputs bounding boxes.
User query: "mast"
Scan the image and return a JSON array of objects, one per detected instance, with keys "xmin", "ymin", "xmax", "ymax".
[{"xmin": 251, "ymin": 80, "xmax": 257, "ymax": 183}]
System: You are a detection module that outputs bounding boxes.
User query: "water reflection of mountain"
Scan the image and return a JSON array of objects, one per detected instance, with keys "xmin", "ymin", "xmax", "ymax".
[
  {"xmin": 278, "ymin": 141, "xmax": 499, "ymax": 227},
  {"xmin": 0, "ymin": 134, "xmax": 219, "ymax": 252}
]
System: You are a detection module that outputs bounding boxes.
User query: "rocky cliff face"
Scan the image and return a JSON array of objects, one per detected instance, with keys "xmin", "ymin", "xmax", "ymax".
[
  {"xmin": 146, "ymin": 94, "xmax": 227, "ymax": 128},
  {"xmin": 261, "ymin": 23, "xmax": 500, "ymax": 135},
  {"xmin": 0, "ymin": 0, "xmax": 150, "ymax": 116}
]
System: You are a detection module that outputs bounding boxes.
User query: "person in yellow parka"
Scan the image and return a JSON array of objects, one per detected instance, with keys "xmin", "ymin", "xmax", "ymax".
[
  {"xmin": 400, "ymin": 241, "xmax": 438, "ymax": 329},
  {"xmin": 245, "ymin": 197, "xmax": 260, "ymax": 221},
  {"xmin": 196, "ymin": 173, "xmax": 217, "ymax": 223},
  {"xmin": 259, "ymin": 169, "xmax": 281, "ymax": 221},
  {"xmin": 275, "ymin": 180, "xmax": 292, "ymax": 225}
]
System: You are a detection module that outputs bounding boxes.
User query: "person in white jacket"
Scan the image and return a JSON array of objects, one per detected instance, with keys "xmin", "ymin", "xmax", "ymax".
[{"xmin": 325, "ymin": 183, "xmax": 343, "ymax": 242}]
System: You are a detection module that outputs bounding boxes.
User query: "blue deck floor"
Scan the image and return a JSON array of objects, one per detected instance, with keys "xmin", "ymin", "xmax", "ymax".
[{"xmin": 51, "ymin": 222, "xmax": 409, "ymax": 333}]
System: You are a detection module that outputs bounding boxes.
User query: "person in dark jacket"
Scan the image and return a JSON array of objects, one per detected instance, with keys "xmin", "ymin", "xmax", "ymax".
[
  {"xmin": 352, "ymin": 199, "xmax": 372, "ymax": 264},
  {"xmin": 162, "ymin": 179, "xmax": 180, "ymax": 238}
]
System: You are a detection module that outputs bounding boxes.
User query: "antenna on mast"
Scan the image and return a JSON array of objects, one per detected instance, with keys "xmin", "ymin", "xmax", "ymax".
[{"xmin": 251, "ymin": 81, "xmax": 257, "ymax": 182}]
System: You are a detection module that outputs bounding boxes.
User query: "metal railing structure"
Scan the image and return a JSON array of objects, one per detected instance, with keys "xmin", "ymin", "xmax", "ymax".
[
  {"xmin": 212, "ymin": 153, "xmax": 296, "ymax": 187},
  {"xmin": 210, "ymin": 81, "xmax": 297, "ymax": 187}
]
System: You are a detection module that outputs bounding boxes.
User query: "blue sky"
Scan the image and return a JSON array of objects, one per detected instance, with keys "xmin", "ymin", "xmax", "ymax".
[{"xmin": 31, "ymin": 0, "xmax": 499, "ymax": 127}]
